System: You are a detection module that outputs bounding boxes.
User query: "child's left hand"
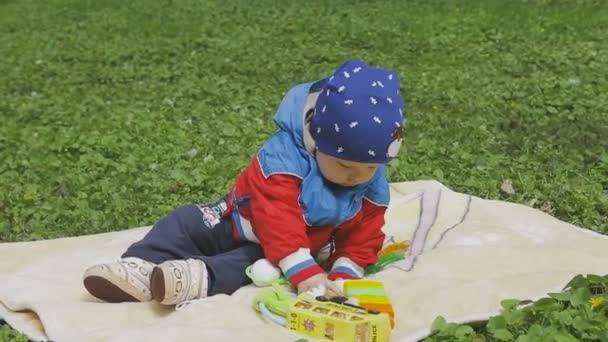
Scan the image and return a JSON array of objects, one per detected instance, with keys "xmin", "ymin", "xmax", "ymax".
[{"xmin": 297, "ymin": 273, "xmax": 343, "ymax": 296}]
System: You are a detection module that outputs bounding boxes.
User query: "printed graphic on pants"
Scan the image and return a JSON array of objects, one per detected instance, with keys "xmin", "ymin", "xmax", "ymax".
[
  {"xmin": 197, "ymin": 200, "xmax": 228, "ymax": 228},
  {"xmin": 200, "ymin": 206, "xmax": 221, "ymax": 227}
]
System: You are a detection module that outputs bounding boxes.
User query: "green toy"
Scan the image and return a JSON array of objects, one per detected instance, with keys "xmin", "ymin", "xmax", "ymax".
[
  {"xmin": 246, "ymin": 259, "xmax": 284, "ymax": 287},
  {"xmin": 364, "ymin": 240, "xmax": 409, "ymax": 275},
  {"xmin": 364, "ymin": 252, "xmax": 405, "ymax": 275},
  {"xmin": 253, "ymin": 281, "xmax": 297, "ymax": 326}
]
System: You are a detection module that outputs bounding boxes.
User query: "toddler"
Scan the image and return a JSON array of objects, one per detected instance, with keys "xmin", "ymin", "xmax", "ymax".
[{"xmin": 83, "ymin": 58, "xmax": 405, "ymax": 305}]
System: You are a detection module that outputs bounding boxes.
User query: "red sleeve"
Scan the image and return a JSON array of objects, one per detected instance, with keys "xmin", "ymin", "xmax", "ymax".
[
  {"xmin": 245, "ymin": 160, "xmax": 323, "ymax": 286},
  {"xmin": 327, "ymin": 199, "xmax": 386, "ymax": 280}
]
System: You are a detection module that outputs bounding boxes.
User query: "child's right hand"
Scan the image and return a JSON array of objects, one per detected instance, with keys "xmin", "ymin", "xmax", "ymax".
[{"xmin": 297, "ymin": 273, "xmax": 343, "ymax": 296}]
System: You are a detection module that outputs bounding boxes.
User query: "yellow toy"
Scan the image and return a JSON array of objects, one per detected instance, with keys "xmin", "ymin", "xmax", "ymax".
[
  {"xmin": 251, "ymin": 239, "xmax": 404, "ymax": 341},
  {"xmin": 286, "ymin": 292, "xmax": 391, "ymax": 342},
  {"xmin": 343, "ymin": 280, "xmax": 395, "ymax": 328}
]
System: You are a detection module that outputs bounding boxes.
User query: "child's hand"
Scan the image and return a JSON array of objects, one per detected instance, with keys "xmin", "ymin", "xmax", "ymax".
[{"xmin": 297, "ymin": 273, "xmax": 343, "ymax": 296}]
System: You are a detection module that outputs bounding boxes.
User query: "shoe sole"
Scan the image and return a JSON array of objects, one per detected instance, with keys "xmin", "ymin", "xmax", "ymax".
[
  {"xmin": 150, "ymin": 267, "xmax": 166, "ymax": 302},
  {"xmin": 83, "ymin": 275, "xmax": 140, "ymax": 303}
]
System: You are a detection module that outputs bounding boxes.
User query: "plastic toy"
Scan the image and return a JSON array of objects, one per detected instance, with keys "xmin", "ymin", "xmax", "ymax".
[
  {"xmin": 364, "ymin": 240, "xmax": 409, "ymax": 275},
  {"xmin": 253, "ymin": 283, "xmax": 392, "ymax": 342},
  {"xmin": 253, "ymin": 282, "xmax": 297, "ymax": 326},
  {"xmin": 378, "ymin": 240, "xmax": 409, "ymax": 257},
  {"xmin": 286, "ymin": 292, "xmax": 391, "ymax": 342},
  {"xmin": 251, "ymin": 240, "xmax": 404, "ymax": 339},
  {"xmin": 343, "ymin": 280, "xmax": 395, "ymax": 328},
  {"xmin": 246, "ymin": 258, "xmax": 283, "ymax": 287}
]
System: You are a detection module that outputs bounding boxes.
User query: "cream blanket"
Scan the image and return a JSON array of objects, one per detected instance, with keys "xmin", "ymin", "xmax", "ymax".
[{"xmin": 1, "ymin": 180, "xmax": 607, "ymax": 342}]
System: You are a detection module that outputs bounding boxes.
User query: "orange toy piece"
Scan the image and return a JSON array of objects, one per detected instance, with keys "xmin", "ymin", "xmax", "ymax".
[
  {"xmin": 378, "ymin": 241, "xmax": 410, "ymax": 257},
  {"xmin": 343, "ymin": 280, "xmax": 395, "ymax": 328}
]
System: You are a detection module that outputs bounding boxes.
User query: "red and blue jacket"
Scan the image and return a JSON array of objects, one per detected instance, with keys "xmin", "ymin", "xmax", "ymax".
[{"xmin": 225, "ymin": 81, "xmax": 390, "ymax": 287}]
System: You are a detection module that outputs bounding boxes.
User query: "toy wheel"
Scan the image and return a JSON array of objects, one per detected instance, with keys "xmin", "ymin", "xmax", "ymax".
[
  {"xmin": 330, "ymin": 296, "xmax": 348, "ymax": 304},
  {"xmin": 315, "ymin": 296, "xmax": 329, "ymax": 302}
]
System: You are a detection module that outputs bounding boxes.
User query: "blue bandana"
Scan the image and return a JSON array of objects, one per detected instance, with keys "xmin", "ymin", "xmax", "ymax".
[{"xmin": 311, "ymin": 59, "xmax": 405, "ymax": 164}]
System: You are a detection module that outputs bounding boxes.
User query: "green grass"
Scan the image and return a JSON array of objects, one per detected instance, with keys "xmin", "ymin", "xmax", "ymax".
[
  {"xmin": 0, "ymin": 324, "xmax": 27, "ymax": 342},
  {"xmin": 0, "ymin": 0, "xmax": 607, "ymax": 340}
]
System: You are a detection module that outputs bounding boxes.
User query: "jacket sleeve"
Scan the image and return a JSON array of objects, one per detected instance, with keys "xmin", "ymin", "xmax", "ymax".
[
  {"xmin": 327, "ymin": 199, "xmax": 386, "ymax": 280},
  {"xmin": 247, "ymin": 160, "xmax": 323, "ymax": 286}
]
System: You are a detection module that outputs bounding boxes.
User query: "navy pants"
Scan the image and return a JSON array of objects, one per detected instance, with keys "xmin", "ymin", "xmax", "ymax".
[{"xmin": 122, "ymin": 198, "xmax": 264, "ymax": 296}]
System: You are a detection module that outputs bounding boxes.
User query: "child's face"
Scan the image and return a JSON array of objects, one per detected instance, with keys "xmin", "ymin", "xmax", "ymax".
[{"xmin": 316, "ymin": 151, "xmax": 381, "ymax": 187}]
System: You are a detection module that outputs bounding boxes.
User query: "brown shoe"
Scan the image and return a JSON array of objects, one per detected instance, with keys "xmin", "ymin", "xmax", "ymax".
[
  {"xmin": 83, "ymin": 257, "xmax": 155, "ymax": 302},
  {"xmin": 150, "ymin": 259, "xmax": 209, "ymax": 305}
]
